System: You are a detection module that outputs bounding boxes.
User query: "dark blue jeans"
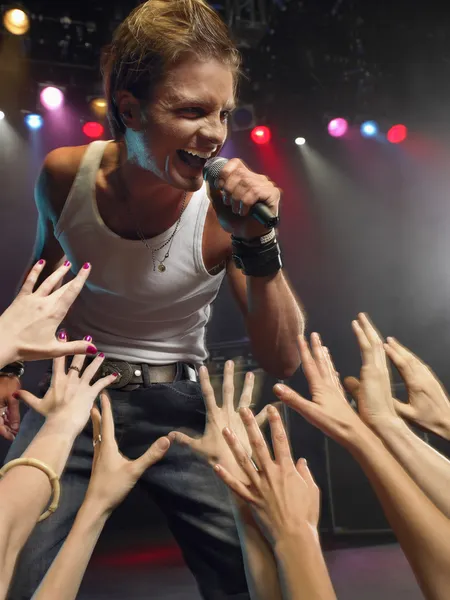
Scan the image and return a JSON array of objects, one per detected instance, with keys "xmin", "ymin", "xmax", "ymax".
[{"xmin": 5, "ymin": 379, "xmax": 250, "ymax": 599}]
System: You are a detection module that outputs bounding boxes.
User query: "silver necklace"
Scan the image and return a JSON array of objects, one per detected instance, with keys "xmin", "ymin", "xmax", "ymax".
[
  {"xmin": 116, "ymin": 150, "xmax": 187, "ymax": 273},
  {"xmin": 130, "ymin": 192, "xmax": 187, "ymax": 273}
]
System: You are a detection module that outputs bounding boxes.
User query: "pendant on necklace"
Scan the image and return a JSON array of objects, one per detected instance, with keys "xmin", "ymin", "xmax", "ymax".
[{"xmin": 158, "ymin": 264, "xmax": 166, "ymax": 273}]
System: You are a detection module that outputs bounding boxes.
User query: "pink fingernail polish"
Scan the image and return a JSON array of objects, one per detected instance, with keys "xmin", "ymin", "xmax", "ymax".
[
  {"xmin": 83, "ymin": 262, "xmax": 91, "ymax": 270},
  {"xmin": 86, "ymin": 345, "xmax": 97, "ymax": 355},
  {"xmin": 98, "ymin": 352, "xmax": 105, "ymax": 358},
  {"xmin": 64, "ymin": 260, "xmax": 71, "ymax": 267},
  {"xmin": 84, "ymin": 335, "xmax": 93, "ymax": 342},
  {"xmin": 38, "ymin": 259, "xmax": 45, "ymax": 265},
  {"xmin": 113, "ymin": 372, "xmax": 119, "ymax": 377},
  {"xmin": 58, "ymin": 330, "xmax": 67, "ymax": 340}
]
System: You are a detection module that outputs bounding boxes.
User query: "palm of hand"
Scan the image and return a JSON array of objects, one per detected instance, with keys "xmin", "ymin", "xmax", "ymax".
[
  {"xmin": 198, "ymin": 403, "xmax": 253, "ymax": 468},
  {"xmin": 357, "ymin": 364, "xmax": 396, "ymax": 425},
  {"xmin": 88, "ymin": 444, "xmax": 137, "ymax": 510},
  {"xmin": 172, "ymin": 363, "xmax": 266, "ymax": 480},
  {"xmin": 311, "ymin": 377, "xmax": 360, "ymax": 437}
]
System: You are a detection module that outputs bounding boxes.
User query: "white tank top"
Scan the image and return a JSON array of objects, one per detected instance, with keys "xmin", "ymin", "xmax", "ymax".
[{"xmin": 55, "ymin": 140, "xmax": 225, "ymax": 365}]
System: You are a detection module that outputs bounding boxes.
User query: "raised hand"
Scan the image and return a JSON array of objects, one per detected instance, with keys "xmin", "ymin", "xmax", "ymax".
[
  {"xmin": 168, "ymin": 361, "xmax": 268, "ymax": 478},
  {"xmin": 86, "ymin": 393, "xmax": 170, "ymax": 515},
  {"xmin": 215, "ymin": 405, "xmax": 320, "ymax": 544},
  {"xmin": 0, "ymin": 259, "xmax": 97, "ymax": 365},
  {"xmin": 343, "ymin": 313, "xmax": 398, "ymax": 432},
  {"xmin": 274, "ymin": 333, "xmax": 363, "ymax": 445},
  {"xmin": 383, "ymin": 337, "xmax": 450, "ymax": 438},
  {"xmin": 16, "ymin": 343, "xmax": 117, "ymax": 436}
]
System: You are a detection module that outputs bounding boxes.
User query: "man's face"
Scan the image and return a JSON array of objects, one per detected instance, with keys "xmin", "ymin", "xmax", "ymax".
[{"xmin": 139, "ymin": 56, "xmax": 236, "ymax": 191}]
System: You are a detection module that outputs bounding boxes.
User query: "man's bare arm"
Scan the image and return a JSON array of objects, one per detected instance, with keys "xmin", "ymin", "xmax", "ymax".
[
  {"xmin": 227, "ymin": 262, "xmax": 304, "ymax": 380},
  {"xmin": 21, "ymin": 147, "xmax": 83, "ymax": 289}
]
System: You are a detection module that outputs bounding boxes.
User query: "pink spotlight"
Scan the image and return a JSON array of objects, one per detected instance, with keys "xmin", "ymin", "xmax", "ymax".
[
  {"xmin": 40, "ymin": 87, "xmax": 64, "ymax": 111},
  {"xmin": 328, "ymin": 118, "xmax": 348, "ymax": 138}
]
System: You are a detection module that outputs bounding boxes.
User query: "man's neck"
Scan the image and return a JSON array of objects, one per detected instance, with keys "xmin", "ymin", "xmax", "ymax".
[{"xmin": 115, "ymin": 143, "xmax": 183, "ymax": 214}]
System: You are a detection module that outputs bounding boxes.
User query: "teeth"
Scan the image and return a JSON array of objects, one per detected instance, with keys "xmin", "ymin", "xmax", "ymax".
[{"xmin": 182, "ymin": 149, "xmax": 214, "ymax": 159}]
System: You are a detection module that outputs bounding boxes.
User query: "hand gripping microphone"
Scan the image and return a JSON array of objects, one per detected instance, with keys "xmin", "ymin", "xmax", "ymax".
[{"xmin": 203, "ymin": 157, "xmax": 280, "ymax": 229}]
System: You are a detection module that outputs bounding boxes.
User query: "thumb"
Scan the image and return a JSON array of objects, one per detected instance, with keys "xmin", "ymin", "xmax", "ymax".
[
  {"xmin": 15, "ymin": 389, "xmax": 43, "ymax": 415},
  {"xmin": 393, "ymin": 398, "xmax": 415, "ymax": 421},
  {"xmin": 168, "ymin": 430, "xmax": 197, "ymax": 448},
  {"xmin": 134, "ymin": 436, "xmax": 170, "ymax": 475},
  {"xmin": 90, "ymin": 406, "xmax": 102, "ymax": 468},
  {"xmin": 51, "ymin": 340, "xmax": 98, "ymax": 358},
  {"xmin": 343, "ymin": 376, "xmax": 361, "ymax": 401}
]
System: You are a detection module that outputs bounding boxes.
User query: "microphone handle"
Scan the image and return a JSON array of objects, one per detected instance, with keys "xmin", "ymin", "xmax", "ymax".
[{"xmin": 250, "ymin": 202, "xmax": 280, "ymax": 229}]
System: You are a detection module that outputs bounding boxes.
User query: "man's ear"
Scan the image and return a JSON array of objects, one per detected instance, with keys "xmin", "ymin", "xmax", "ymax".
[{"xmin": 115, "ymin": 91, "xmax": 143, "ymax": 130}]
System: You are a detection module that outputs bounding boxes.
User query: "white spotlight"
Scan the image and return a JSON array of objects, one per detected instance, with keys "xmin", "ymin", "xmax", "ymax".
[
  {"xmin": 295, "ymin": 137, "xmax": 306, "ymax": 146},
  {"xmin": 0, "ymin": 111, "xmax": 5, "ymax": 121}
]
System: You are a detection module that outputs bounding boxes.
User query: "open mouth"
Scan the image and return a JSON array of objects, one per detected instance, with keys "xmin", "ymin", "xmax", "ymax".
[{"xmin": 177, "ymin": 149, "xmax": 209, "ymax": 170}]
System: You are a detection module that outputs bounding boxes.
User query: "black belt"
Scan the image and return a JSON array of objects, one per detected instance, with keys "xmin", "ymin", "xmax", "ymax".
[{"xmin": 97, "ymin": 359, "xmax": 199, "ymax": 390}]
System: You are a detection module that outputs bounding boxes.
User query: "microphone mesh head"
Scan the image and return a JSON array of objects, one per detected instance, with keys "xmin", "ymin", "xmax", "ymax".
[{"xmin": 203, "ymin": 157, "xmax": 228, "ymax": 188}]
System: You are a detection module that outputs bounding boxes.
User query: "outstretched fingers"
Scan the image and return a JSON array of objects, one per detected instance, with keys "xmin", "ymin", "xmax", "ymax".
[
  {"xmin": 267, "ymin": 405, "xmax": 293, "ymax": 466},
  {"xmin": 238, "ymin": 371, "xmax": 255, "ymax": 409},
  {"xmin": 35, "ymin": 260, "xmax": 73, "ymax": 297},
  {"xmin": 18, "ymin": 260, "xmax": 46, "ymax": 296},
  {"xmin": 222, "ymin": 361, "xmax": 236, "ymax": 415},
  {"xmin": 199, "ymin": 366, "xmax": 219, "ymax": 415},
  {"xmin": 214, "ymin": 463, "xmax": 256, "ymax": 504},
  {"xmin": 55, "ymin": 263, "xmax": 91, "ymax": 315},
  {"xmin": 221, "ymin": 426, "xmax": 260, "ymax": 488},
  {"xmin": 239, "ymin": 407, "xmax": 273, "ymax": 470}
]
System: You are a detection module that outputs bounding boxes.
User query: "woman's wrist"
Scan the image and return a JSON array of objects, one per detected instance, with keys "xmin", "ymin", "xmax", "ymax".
[
  {"xmin": 0, "ymin": 329, "xmax": 19, "ymax": 369},
  {"xmin": 273, "ymin": 522, "xmax": 319, "ymax": 553},
  {"xmin": 77, "ymin": 497, "xmax": 110, "ymax": 527},
  {"xmin": 41, "ymin": 416, "xmax": 80, "ymax": 444}
]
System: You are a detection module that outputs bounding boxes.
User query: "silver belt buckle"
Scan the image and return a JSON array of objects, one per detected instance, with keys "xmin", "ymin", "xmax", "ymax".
[{"xmin": 102, "ymin": 361, "xmax": 133, "ymax": 389}]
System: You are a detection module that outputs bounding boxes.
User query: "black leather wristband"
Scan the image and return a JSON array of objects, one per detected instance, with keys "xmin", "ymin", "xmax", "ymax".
[{"xmin": 231, "ymin": 236, "xmax": 282, "ymax": 277}]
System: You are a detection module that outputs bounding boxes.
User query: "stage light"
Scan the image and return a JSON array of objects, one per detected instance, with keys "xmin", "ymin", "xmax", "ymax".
[
  {"xmin": 25, "ymin": 114, "xmax": 43, "ymax": 130},
  {"xmin": 3, "ymin": 8, "xmax": 30, "ymax": 35},
  {"xmin": 231, "ymin": 105, "xmax": 255, "ymax": 132},
  {"xmin": 40, "ymin": 87, "xmax": 64, "ymax": 111},
  {"xmin": 327, "ymin": 118, "xmax": 348, "ymax": 138},
  {"xmin": 360, "ymin": 121, "xmax": 379, "ymax": 138},
  {"xmin": 83, "ymin": 121, "xmax": 104, "ymax": 139},
  {"xmin": 295, "ymin": 137, "xmax": 306, "ymax": 146},
  {"xmin": 251, "ymin": 126, "xmax": 271, "ymax": 145},
  {"xmin": 0, "ymin": 111, "xmax": 4, "ymax": 121},
  {"xmin": 387, "ymin": 124, "xmax": 408, "ymax": 144},
  {"xmin": 90, "ymin": 97, "xmax": 108, "ymax": 119}
]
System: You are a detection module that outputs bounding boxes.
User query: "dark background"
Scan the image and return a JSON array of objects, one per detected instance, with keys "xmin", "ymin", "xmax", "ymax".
[{"xmin": 2, "ymin": 0, "xmax": 450, "ymax": 543}]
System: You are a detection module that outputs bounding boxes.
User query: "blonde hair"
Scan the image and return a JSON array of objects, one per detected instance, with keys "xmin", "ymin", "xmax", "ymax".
[{"xmin": 101, "ymin": 0, "xmax": 241, "ymax": 139}]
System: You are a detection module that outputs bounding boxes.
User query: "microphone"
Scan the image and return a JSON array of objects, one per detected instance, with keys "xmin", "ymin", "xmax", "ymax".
[{"xmin": 203, "ymin": 157, "xmax": 279, "ymax": 229}]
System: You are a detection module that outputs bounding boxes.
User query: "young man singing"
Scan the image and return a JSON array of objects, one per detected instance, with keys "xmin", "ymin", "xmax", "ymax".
[{"xmin": 4, "ymin": 1, "xmax": 304, "ymax": 597}]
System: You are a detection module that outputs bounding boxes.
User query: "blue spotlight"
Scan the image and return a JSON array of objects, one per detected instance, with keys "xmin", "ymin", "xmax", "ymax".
[
  {"xmin": 360, "ymin": 121, "xmax": 379, "ymax": 138},
  {"xmin": 25, "ymin": 114, "xmax": 43, "ymax": 130}
]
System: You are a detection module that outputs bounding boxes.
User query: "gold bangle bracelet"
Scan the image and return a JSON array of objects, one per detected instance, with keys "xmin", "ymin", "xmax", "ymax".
[{"xmin": 0, "ymin": 458, "xmax": 61, "ymax": 522}]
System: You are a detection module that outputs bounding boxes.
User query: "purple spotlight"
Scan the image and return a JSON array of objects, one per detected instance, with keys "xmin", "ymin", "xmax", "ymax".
[
  {"xmin": 40, "ymin": 87, "xmax": 64, "ymax": 111},
  {"xmin": 328, "ymin": 118, "xmax": 348, "ymax": 138}
]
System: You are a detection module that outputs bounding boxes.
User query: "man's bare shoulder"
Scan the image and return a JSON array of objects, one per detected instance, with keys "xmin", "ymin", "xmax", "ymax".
[
  {"xmin": 43, "ymin": 144, "xmax": 89, "ymax": 181},
  {"xmin": 37, "ymin": 145, "xmax": 90, "ymax": 220}
]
